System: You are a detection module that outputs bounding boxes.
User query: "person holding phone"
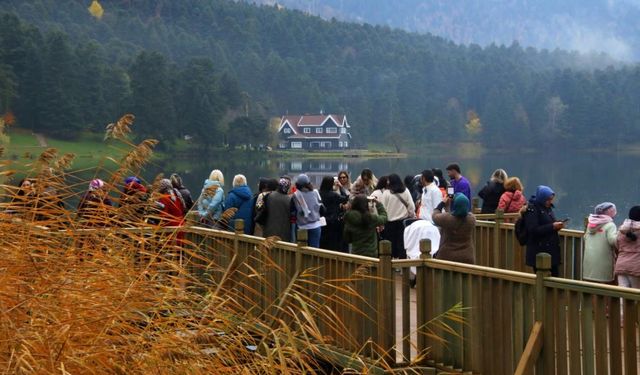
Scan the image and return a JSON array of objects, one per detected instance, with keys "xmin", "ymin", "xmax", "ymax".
[{"xmin": 523, "ymin": 185, "xmax": 564, "ymax": 276}]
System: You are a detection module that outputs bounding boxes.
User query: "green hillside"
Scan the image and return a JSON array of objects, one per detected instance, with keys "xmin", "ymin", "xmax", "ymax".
[{"xmin": 0, "ymin": 0, "xmax": 639, "ymax": 149}]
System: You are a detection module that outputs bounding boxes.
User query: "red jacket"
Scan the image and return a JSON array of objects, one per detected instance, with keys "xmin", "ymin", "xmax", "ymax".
[
  {"xmin": 498, "ymin": 190, "xmax": 526, "ymax": 213},
  {"xmin": 157, "ymin": 194, "xmax": 184, "ymax": 226}
]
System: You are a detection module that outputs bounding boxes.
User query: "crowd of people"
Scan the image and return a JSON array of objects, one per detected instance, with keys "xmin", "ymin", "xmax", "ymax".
[{"xmin": 7, "ymin": 163, "xmax": 640, "ymax": 290}]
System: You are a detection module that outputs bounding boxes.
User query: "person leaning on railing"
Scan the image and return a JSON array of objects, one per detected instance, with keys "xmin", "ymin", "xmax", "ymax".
[
  {"xmin": 432, "ymin": 193, "xmax": 476, "ymax": 264},
  {"xmin": 583, "ymin": 202, "xmax": 618, "ymax": 284},
  {"xmin": 524, "ymin": 185, "xmax": 564, "ymax": 277}
]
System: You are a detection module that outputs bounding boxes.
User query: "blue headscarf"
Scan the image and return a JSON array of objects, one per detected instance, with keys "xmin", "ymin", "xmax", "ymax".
[
  {"xmin": 534, "ymin": 185, "xmax": 555, "ymax": 205},
  {"xmin": 452, "ymin": 193, "xmax": 470, "ymax": 217}
]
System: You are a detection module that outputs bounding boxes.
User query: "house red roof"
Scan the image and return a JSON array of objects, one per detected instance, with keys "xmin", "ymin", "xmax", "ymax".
[{"xmin": 278, "ymin": 114, "xmax": 350, "ymax": 136}]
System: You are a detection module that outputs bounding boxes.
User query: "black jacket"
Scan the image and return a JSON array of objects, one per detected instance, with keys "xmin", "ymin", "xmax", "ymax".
[
  {"xmin": 524, "ymin": 200, "xmax": 560, "ymax": 267},
  {"xmin": 478, "ymin": 181, "xmax": 505, "ymax": 213},
  {"xmin": 319, "ymin": 190, "xmax": 349, "ymax": 224}
]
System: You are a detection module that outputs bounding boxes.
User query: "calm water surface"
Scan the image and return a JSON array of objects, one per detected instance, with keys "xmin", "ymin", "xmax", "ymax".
[{"xmin": 153, "ymin": 149, "xmax": 640, "ymax": 230}]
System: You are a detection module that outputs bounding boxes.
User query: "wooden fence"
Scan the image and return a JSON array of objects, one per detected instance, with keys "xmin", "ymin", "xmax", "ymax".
[{"xmin": 474, "ymin": 211, "xmax": 586, "ymax": 279}]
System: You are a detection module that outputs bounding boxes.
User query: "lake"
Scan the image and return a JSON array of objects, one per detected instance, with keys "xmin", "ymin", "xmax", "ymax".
[{"xmin": 154, "ymin": 148, "xmax": 640, "ymax": 230}]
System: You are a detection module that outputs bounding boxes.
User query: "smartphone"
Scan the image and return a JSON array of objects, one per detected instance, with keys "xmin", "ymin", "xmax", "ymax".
[
  {"xmin": 447, "ymin": 186, "xmax": 454, "ymax": 198},
  {"xmin": 561, "ymin": 218, "xmax": 570, "ymax": 223}
]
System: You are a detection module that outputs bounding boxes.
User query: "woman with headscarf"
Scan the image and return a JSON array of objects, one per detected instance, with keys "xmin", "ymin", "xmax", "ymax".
[
  {"xmin": 154, "ymin": 178, "xmax": 185, "ymax": 227},
  {"xmin": 478, "ymin": 168, "xmax": 508, "ymax": 214},
  {"xmin": 615, "ymin": 206, "xmax": 640, "ymax": 289},
  {"xmin": 77, "ymin": 179, "xmax": 113, "ymax": 227},
  {"xmin": 196, "ymin": 169, "xmax": 225, "ymax": 227},
  {"xmin": 432, "ymin": 193, "xmax": 476, "ymax": 264},
  {"xmin": 524, "ymin": 185, "xmax": 565, "ymax": 276},
  {"xmin": 118, "ymin": 176, "xmax": 149, "ymax": 225},
  {"xmin": 170, "ymin": 173, "xmax": 194, "ymax": 212},
  {"xmin": 263, "ymin": 177, "xmax": 293, "ymax": 242},
  {"xmin": 583, "ymin": 202, "xmax": 618, "ymax": 284}
]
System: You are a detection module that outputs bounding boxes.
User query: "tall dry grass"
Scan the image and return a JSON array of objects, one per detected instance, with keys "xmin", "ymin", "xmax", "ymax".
[{"xmin": 0, "ymin": 115, "xmax": 461, "ymax": 374}]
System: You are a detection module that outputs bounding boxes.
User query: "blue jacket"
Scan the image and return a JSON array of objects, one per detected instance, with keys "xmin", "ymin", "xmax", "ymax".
[
  {"xmin": 225, "ymin": 185, "xmax": 253, "ymax": 234},
  {"xmin": 197, "ymin": 180, "xmax": 224, "ymax": 223}
]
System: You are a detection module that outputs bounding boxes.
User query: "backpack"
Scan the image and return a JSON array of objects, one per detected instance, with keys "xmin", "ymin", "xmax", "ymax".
[{"xmin": 514, "ymin": 206, "xmax": 533, "ymax": 246}]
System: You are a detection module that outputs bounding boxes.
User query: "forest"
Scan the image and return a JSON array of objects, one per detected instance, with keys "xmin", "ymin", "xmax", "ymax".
[{"xmin": 1, "ymin": 0, "xmax": 639, "ymax": 149}]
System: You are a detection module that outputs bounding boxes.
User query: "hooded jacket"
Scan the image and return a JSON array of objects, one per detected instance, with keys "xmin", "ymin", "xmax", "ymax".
[
  {"xmin": 615, "ymin": 219, "xmax": 640, "ymax": 277},
  {"xmin": 432, "ymin": 197, "xmax": 476, "ymax": 264},
  {"xmin": 225, "ymin": 184, "xmax": 253, "ymax": 234},
  {"xmin": 343, "ymin": 202, "xmax": 388, "ymax": 257},
  {"xmin": 582, "ymin": 215, "xmax": 617, "ymax": 282},
  {"xmin": 498, "ymin": 190, "xmax": 526, "ymax": 213},
  {"xmin": 197, "ymin": 179, "xmax": 224, "ymax": 224},
  {"xmin": 524, "ymin": 186, "xmax": 560, "ymax": 267}
]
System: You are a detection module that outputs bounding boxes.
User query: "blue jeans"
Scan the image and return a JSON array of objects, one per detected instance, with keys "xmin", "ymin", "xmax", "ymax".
[{"xmin": 306, "ymin": 227, "xmax": 322, "ymax": 248}]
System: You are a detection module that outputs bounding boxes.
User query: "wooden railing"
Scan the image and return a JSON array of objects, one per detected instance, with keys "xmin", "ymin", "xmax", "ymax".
[{"xmin": 474, "ymin": 210, "xmax": 586, "ymax": 279}]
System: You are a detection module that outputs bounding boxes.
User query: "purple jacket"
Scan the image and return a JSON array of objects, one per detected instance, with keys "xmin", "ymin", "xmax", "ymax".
[{"xmin": 452, "ymin": 176, "xmax": 472, "ymax": 201}]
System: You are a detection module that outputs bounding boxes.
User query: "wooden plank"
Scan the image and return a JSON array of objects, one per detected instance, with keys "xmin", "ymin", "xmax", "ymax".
[
  {"xmin": 581, "ymin": 293, "xmax": 595, "ymax": 375},
  {"xmin": 503, "ymin": 280, "xmax": 515, "ymax": 374},
  {"xmin": 608, "ymin": 297, "xmax": 622, "ymax": 375},
  {"xmin": 555, "ymin": 288, "xmax": 568, "ymax": 375},
  {"xmin": 462, "ymin": 273, "xmax": 473, "ymax": 371},
  {"xmin": 401, "ymin": 268, "xmax": 411, "ymax": 362},
  {"xmin": 594, "ymin": 295, "xmax": 608, "ymax": 375},
  {"xmin": 481, "ymin": 277, "xmax": 493, "ymax": 375},
  {"xmin": 495, "ymin": 279, "xmax": 505, "ymax": 375},
  {"xmin": 623, "ymin": 300, "xmax": 637, "ymax": 375},
  {"xmin": 514, "ymin": 321, "xmax": 544, "ymax": 375},
  {"xmin": 543, "ymin": 288, "xmax": 555, "ymax": 374},
  {"xmin": 513, "ymin": 283, "xmax": 525, "ymax": 371}
]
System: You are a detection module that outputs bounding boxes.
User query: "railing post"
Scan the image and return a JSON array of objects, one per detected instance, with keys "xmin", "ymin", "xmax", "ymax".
[
  {"xmin": 472, "ymin": 197, "xmax": 480, "ymax": 213},
  {"xmin": 416, "ymin": 239, "xmax": 432, "ymax": 360},
  {"xmin": 493, "ymin": 209, "xmax": 504, "ymax": 268},
  {"xmin": 296, "ymin": 229, "xmax": 307, "ymax": 272},
  {"xmin": 535, "ymin": 253, "xmax": 552, "ymax": 375},
  {"xmin": 234, "ymin": 219, "xmax": 244, "ymax": 235},
  {"xmin": 377, "ymin": 240, "xmax": 394, "ymax": 365}
]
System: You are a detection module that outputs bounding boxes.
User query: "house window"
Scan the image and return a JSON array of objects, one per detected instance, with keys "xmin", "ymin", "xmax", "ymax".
[
  {"xmin": 316, "ymin": 128, "xmax": 323, "ymax": 134},
  {"xmin": 291, "ymin": 142, "xmax": 302, "ymax": 149},
  {"xmin": 303, "ymin": 128, "xmax": 311, "ymax": 134},
  {"xmin": 279, "ymin": 142, "xmax": 286, "ymax": 149},
  {"xmin": 291, "ymin": 161, "xmax": 302, "ymax": 170},
  {"xmin": 339, "ymin": 141, "xmax": 343, "ymax": 148},
  {"xmin": 326, "ymin": 127, "xmax": 337, "ymax": 134},
  {"xmin": 344, "ymin": 142, "xmax": 348, "ymax": 148},
  {"xmin": 283, "ymin": 128, "xmax": 291, "ymax": 134},
  {"xmin": 341, "ymin": 128, "xmax": 347, "ymax": 134}
]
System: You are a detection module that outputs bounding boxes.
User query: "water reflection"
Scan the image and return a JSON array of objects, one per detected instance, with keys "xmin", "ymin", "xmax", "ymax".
[{"xmin": 153, "ymin": 150, "xmax": 640, "ymax": 230}]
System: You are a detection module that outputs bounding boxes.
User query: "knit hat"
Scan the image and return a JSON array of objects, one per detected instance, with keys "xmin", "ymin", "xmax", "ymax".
[
  {"xmin": 452, "ymin": 193, "xmax": 470, "ymax": 217},
  {"xmin": 89, "ymin": 179, "xmax": 105, "ymax": 191},
  {"xmin": 296, "ymin": 174, "xmax": 310, "ymax": 186},
  {"xmin": 629, "ymin": 206, "xmax": 640, "ymax": 221},
  {"xmin": 534, "ymin": 185, "xmax": 555, "ymax": 205},
  {"xmin": 594, "ymin": 202, "xmax": 617, "ymax": 218}
]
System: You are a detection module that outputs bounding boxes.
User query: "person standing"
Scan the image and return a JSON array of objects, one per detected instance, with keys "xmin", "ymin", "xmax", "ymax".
[
  {"xmin": 77, "ymin": 179, "xmax": 113, "ymax": 221},
  {"xmin": 432, "ymin": 193, "xmax": 475, "ymax": 264},
  {"xmin": 498, "ymin": 177, "xmax": 527, "ymax": 214},
  {"xmin": 583, "ymin": 202, "xmax": 618, "ymax": 284},
  {"xmin": 381, "ymin": 174, "xmax": 415, "ymax": 259},
  {"xmin": 478, "ymin": 169, "xmax": 508, "ymax": 214},
  {"xmin": 319, "ymin": 176, "xmax": 349, "ymax": 251},
  {"xmin": 291, "ymin": 174, "xmax": 324, "ymax": 248},
  {"xmin": 154, "ymin": 178, "xmax": 185, "ymax": 227},
  {"xmin": 196, "ymin": 169, "xmax": 225, "ymax": 227},
  {"xmin": 343, "ymin": 195, "xmax": 388, "ymax": 257},
  {"xmin": 446, "ymin": 163, "xmax": 472, "ymax": 201},
  {"xmin": 263, "ymin": 178, "xmax": 293, "ymax": 242},
  {"xmin": 524, "ymin": 185, "xmax": 565, "ymax": 277},
  {"xmin": 615, "ymin": 206, "xmax": 640, "ymax": 289},
  {"xmin": 418, "ymin": 169, "xmax": 442, "ymax": 223},
  {"xmin": 350, "ymin": 168, "xmax": 377, "ymax": 197},
  {"xmin": 337, "ymin": 170, "xmax": 352, "ymax": 197},
  {"xmin": 170, "ymin": 173, "xmax": 194, "ymax": 212},
  {"xmin": 225, "ymin": 174, "xmax": 253, "ymax": 234}
]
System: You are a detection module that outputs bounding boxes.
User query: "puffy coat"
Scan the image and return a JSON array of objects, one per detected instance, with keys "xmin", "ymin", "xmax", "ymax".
[
  {"xmin": 225, "ymin": 184, "xmax": 253, "ymax": 234},
  {"xmin": 583, "ymin": 219, "xmax": 617, "ymax": 282},
  {"xmin": 196, "ymin": 180, "xmax": 224, "ymax": 225},
  {"xmin": 615, "ymin": 219, "xmax": 640, "ymax": 277},
  {"xmin": 498, "ymin": 190, "xmax": 526, "ymax": 213},
  {"xmin": 343, "ymin": 202, "xmax": 388, "ymax": 257}
]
